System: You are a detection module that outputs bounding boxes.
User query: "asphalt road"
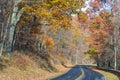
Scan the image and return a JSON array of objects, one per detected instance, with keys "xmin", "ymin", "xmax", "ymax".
[
  {"xmin": 50, "ymin": 65, "xmax": 105, "ymax": 80},
  {"xmin": 50, "ymin": 65, "xmax": 82, "ymax": 80},
  {"xmin": 81, "ymin": 66, "xmax": 105, "ymax": 80}
]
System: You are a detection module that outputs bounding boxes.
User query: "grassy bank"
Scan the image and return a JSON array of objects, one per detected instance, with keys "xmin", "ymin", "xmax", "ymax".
[
  {"xmin": 0, "ymin": 52, "xmax": 72, "ymax": 80},
  {"xmin": 92, "ymin": 68, "xmax": 119, "ymax": 80}
]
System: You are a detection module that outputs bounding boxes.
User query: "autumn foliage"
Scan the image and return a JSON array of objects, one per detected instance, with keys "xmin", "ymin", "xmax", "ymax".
[
  {"xmin": 16, "ymin": 0, "xmax": 82, "ymax": 52},
  {"xmin": 43, "ymin": 35, "xmax": 55, "ymax": 50}
]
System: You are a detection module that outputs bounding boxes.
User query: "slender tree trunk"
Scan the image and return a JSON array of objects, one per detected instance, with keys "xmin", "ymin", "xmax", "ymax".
[
  {"xmin": 6, "ymin": 0, "xmax": 22, "ymax": 54},
  {"xmin": 113, "ymin": 23, "xmax": 119, "ymax": 70},
  {"xmin": 0, "ymin": 0, "xmax": 22, "ymax": 56},
  {"xmin": 76, "ymin": 46, "xmax": 79, "ymax": 65}
]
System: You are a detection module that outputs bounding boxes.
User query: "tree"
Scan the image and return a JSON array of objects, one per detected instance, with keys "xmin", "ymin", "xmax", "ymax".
[
  {"xmin": 79, "ymin": 0, "xmax": 119, "ymax": 67},
  {"xmin": 0, "ymin": 0, "xmax": 22, "ymax": 56},
  {"xmin": 13, "ymin": 0, "xmax": 81, "ymax": 53}
]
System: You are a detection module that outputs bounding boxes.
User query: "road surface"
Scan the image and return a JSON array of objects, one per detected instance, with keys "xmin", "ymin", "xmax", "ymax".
[
  {"xmin": 81, "ymin": 66, "xmax": 105, "ymax": 80},
  {"xmin": 50, "ymin": 65, "xmax": 105, "ymax": 80}
]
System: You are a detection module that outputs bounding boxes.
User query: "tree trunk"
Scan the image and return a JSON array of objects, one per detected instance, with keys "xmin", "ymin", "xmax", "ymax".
[{"xmin": 0, "ymin": 0, "xmax": 22, "ymax": 56}]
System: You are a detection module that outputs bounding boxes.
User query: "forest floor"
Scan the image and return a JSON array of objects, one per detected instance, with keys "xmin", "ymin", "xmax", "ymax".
[
  {"xmin": 0, "ymin": 52, "xmax": 72, "ymax": 80},
  {"xmin": 0, "ymin": 64, "xmax": 71, "ymax": 80}
]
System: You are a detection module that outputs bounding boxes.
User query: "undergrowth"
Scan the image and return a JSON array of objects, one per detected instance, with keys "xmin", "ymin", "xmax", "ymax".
[{"xmin": 0, "ymin": 51, "xmax": 71, "ymax": 80}]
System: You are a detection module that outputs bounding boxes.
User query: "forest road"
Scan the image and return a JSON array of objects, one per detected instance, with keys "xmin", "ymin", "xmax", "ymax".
[{"xmin": 49, "ymin": 65, "xmax": 105, "ymax": 80}]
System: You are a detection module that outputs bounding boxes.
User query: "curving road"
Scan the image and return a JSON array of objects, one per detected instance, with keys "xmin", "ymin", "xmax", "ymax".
[
  {"xmin": 81, "ymin": 66, "xmax": 105, "ymax": 80},
  {"xmin": 50, "ymin": 65, "xmax": 82, "ymax": 80},
  {"xmin": 50, "ymin": 65, "xmax": 105, "ymax": 80}
]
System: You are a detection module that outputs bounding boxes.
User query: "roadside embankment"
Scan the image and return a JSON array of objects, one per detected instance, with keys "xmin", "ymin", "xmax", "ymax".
[
  {"xmin": 0, "ymin": 52, "xmax": 73, "ymax": 80},
  {"xmin": 90, "ymin": 66, "xmax": 119, "ymax": 80}
]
